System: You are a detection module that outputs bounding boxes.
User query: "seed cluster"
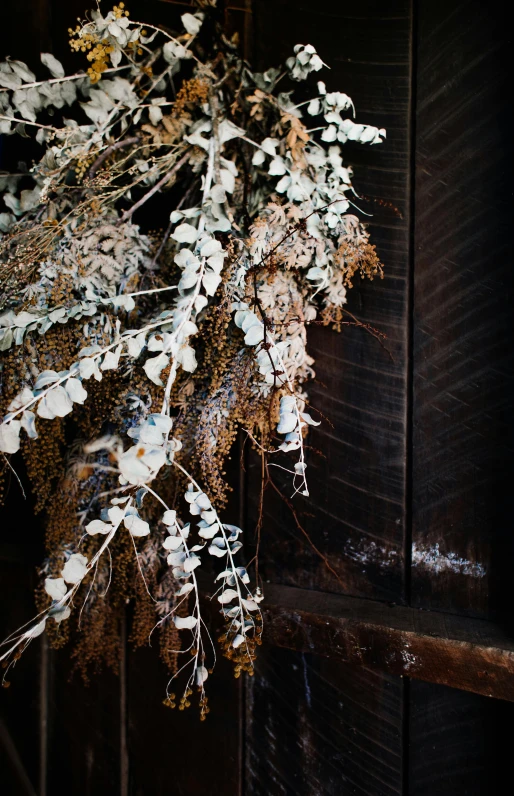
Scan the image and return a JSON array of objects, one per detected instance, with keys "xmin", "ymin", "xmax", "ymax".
[{"xmin": 69, "ymin": 5, "xmax": 130, "ymax": 83}]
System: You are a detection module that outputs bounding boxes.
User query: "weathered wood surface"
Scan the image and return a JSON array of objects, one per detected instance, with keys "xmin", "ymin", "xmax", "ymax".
[
  {"xmin": 0, "ymin": 562, "xmax": 41, "ymax": 796},
  {"xmin": 246, "ymin": 647, "xmax": 403, "ymax": 796},
  {"xmin": 247, "ymin": 0, "xmax": 413, "ymax": 604},
  {"xmin": 408, "ymin": 679, "xmax": 513, "ymax": 795},
  {"xmin": 260, "ymin": 584, "xmax": 514, "ymax": 701},
  {"xmin": 0, "ymin": 464, "xmax": 44, "ymax": 796},
  {"xmin": 412, "ymin": 0, "xmax": 514, "ymax": 618}
]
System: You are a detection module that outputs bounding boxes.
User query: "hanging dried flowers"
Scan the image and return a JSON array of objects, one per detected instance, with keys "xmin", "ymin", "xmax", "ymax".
[{"xmin": 0, "ymin": 3, "xmax": 385, "ymax": 714}]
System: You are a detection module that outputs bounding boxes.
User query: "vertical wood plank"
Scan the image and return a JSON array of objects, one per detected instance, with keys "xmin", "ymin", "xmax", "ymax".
[
  {"xmin": 409, "ymin": 680, "xmax": 514, "ymax": 795},
  {"xmin": 246, "ymin": 648, "xmax": 403, "ymax": 796},
  {"xmin": 46, "ymin": 659, "xmax": 122, "ymax": 795},
  {"xmin": 248, "ymin": 0, "xmax": 413, "ymax": 603},
  {"xmin": 0, "ymin": 465, "xmax": 46, "ymax": 793},
  {"xmin": 412, "ymin": 0, "xmax": 514, "ymax": 618},
  {"xmin": 0, "ymin": 549, "xmax": 41, "ymax": 796}
]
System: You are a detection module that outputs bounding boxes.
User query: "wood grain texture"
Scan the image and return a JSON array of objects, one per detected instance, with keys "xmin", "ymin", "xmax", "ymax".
[
  {"xmin": 259, "ymin": 584, "xmax": 514, "ymax": 701},
  {"xmin": 247, "ymin": 0, "xmax": 412, "ymax": 603},
  {"xmin": 408, "ymin": 679, "xmax": 514, "ymax": 795},
  {"xmin": 245, "ymin": 646, "xmax": 403, "ymax": 796},
  {"xmin": 46, "ymin": 657, "xmax": 122, "ymax": 795},
  {"xmin": 412, "ymin": 0, "xmax": 514, "ymax": 617},
  {"xmin": 0, "ymin": 561, "xmax": 41, "ymax": 796}
]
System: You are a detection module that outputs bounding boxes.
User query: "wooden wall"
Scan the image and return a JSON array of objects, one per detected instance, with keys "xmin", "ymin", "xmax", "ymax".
[{"xmin": 1, "ymin": 1, "xmax": 512, "ymax": 794}]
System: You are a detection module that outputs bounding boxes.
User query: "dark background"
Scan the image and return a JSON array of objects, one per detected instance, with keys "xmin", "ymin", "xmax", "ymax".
[{"xmin": 1, "ymin": 1, "xmax": 513, "ymax": 794}]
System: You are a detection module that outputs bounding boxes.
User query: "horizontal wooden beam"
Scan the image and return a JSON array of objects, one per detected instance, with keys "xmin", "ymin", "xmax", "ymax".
[{"xmin": 259, "ymin": 584, "xmax": 514, "ymax": 701}]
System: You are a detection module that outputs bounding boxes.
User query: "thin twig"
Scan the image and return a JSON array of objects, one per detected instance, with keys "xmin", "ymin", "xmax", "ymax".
[
  {"xmin": 118, "ymin": 150, "xmax": 190, "ymax": 223},
  {"xmin": 266, "ymin": 468, "xmax": 344, "ymax": 587},
  {"xmin": 88, "ymin": 136, "xmax": 140, "ymax": 179}
]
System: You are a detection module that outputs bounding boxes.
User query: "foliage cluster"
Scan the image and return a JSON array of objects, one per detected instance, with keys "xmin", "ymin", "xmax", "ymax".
[{"xmin": 0, "ymin": 2, "xmax": 384, "ymax": 712}]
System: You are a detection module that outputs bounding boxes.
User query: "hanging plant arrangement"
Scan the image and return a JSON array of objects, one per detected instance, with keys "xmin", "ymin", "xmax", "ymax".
[{"xmin": 0, "ymin": 2, "xmax": 385, "ymax": 716}]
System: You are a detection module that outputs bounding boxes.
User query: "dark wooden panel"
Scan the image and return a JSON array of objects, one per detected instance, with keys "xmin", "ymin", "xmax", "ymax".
[
  {"xmin": 412, "ymin": 0, "xmax": 514, "ymax": 617},
  {"xmin": 127, "ymin": 645, "xmax": 242, "ymax": 796},
  {"xmin": 409, "ymin": 679, "xmax": 514, "ymax": 795},
  {"xmin": 248, "ymin": 0, "xmax": 412, "ymax": 603},
  {"xmin": 246, "ymin": 646, "xmax": 403, "ymax": 796},
  {"xmin": 0, "ymin": 467, "xmax": 45, "ymax": 796},
  {"xmin": 0, "ymin": 0, "xmax": 51, "ymax": 66},
  {"xmin": 46, "ymin": 654, "xmax": 122, "ymax": 795},
  {"xmin": 259, "ymin": 584, "xmax": 514, "ymax": 701},
  {"xmin": 0, "ymin": 561, "xmax": 41, "ymax": 796}
]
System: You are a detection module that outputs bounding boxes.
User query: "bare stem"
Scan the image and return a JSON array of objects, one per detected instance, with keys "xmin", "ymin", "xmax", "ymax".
[{"xmin": 118, "ymin": 150, "xmax": 190, "ymax": 223}]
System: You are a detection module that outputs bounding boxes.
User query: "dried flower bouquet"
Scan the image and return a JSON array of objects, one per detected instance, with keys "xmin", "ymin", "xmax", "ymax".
[{"xmin": 0, "ymin": 3, "xmax": 384, "ymax": 715}]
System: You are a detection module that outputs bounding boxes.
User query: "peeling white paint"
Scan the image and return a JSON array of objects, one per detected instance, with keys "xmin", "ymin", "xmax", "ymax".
[
  {"xmin": 401, "ymin": 648, "xmax": 418, "ymax": 672},
  {"xmin": 344, "ymin": 540, "xmax": 399, "ymax": 569},
  {"xmin": 412, "ymin": 543, "xmax": 486, "ymax": 578}
]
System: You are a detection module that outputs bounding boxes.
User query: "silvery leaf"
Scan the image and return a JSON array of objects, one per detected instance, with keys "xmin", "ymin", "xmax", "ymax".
[
  {"xmin": 45, "ymin": 386, "xmax": 73, "ymax": 417},
  {"xmin": 100, "ymin": 344, "xmax": 122, "ymax": 371},
  {"xmin": 143, "ymin": 352, "xmax": 169, "ymax": 386},
  {"xmin": 202, "ymin": 272, "xmax": 221, "ymax": 296},
  {"xmin": 218, "ymin": 588, "xmax": 238, "ymax": 604},
  {"xmin": 176, "ymin": 583, "xmax": 194, "ymax": 596},
  {"xmin": 85, "ymin": 519, "xmax": 113, "ymax": 536},
  {"xmin": 183, "ymin": 555, "xmax": 201, "ymax": 573},
  {"xmin": 163, "ymin": 535, "xmax": 183, "ymax": 551},
  {"xmin": 21, "ymin": 410, "xmax": 38, "ymax": 439},
  {"xmin": 277, "ymin": 412, "xmax": 297, "ymax": 434},
  {"xmin": 300, "ymin": 411, "xmax": 321, "ymax": 426},
  {"xmin": 167, "ymin": 551, "xmax": 187, "ymax": 566},
  {"xmin": 23, "ymin": 619, "xmax": 47, "ymax": 639},
  {"xmin": 173, "ymin": 615, "xmax": 198, "ymax": 630},
  {"xmin": 61, "ymin": 553, "xmax": 88, "ymax": 584},
  {"xmin": 66, "ymin": 378, "xmax": 87, "ymax": 405},
  {"xmin": 162, "ymin": 509, "xmax": 177, "ymax": 526},
  {"xmin": 172, "ymin": 223, "xmax": 198, "ymax": 244},
  {"xmin": 198, "ymin": 523, "xmax": 218, "ymax": 539},
  {"xmin": 41, "ymin": 52, "xmax": 65, "ymax": 78},
  {"xmin": 44, "ymin": 577, "xmax": 66, "ymax": 601},
  {"xmin": 244, "ymin": 324, "xmax": 265, "ymax": 346},
  {"xmin": 124, "ymin": 515, "xmax": 150, "ymax": 537},
  {"xmin": 196, "ymin": 664, "xmax": 209, "ymax": 685}
]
